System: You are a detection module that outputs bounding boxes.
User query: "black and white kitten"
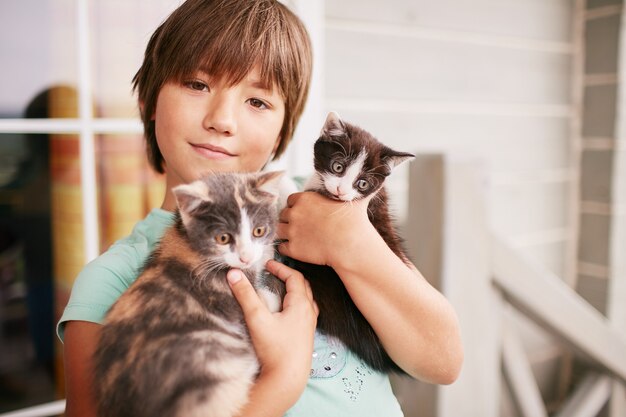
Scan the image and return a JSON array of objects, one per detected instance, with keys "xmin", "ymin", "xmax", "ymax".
[
  {"xmin": 291, "ymin": 112, "xmax": 414, "ymax": 373},
  {"xmin": 94, "ymin": 171, "xmax": 284, "ymax": 417}
]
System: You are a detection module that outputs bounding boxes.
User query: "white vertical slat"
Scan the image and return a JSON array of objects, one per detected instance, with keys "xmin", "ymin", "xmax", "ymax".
[
  {"xmin": 501, "ymin": 314, "xmax": 549, "ymax": 417},
  {"xmin": 607, "ymin": 5, "xmax": 626, "ymax": 416},
  {"xmin": 399, "ymin": 154, "xmax": 445, "ymax": 417},
  {"xmin": 610, "ymin": 383, "xmax": 626, "ymax": 417},
  {"xmin": 553, "ymin": 373, "xmax": 612, "ymax": 417},
  {"xmin": 566, "ymin": 0, "xmax": 586, "ymax": 288},
  {"xmin": 77, "ymin": 0, "xmax": 100, "ymax": 263},
  {"xmin": 417, "ymin": 156, "xmax": 500, "ymax": 417}
]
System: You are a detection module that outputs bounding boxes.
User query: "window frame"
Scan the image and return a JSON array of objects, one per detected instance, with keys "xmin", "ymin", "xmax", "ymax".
[{"xmin": 0, "ymin": 0, "xmax": 324, "ymax": 265}]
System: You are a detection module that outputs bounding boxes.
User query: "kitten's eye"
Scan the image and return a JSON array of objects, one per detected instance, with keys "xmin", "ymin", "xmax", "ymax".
[
  {"xmin": 215, "ymin": 233, "xmax": 231, "ymax": 245},
  {"xmin": 356, "ymin": 179, "xmax": 370, "ymax": 191},
  {"xmin": 331, "ymin": 161, "xmax": 344, "ymax": 174},
  {"xmin": 253, "ymin": 226, "xmax": 267, "ymax": 237}
]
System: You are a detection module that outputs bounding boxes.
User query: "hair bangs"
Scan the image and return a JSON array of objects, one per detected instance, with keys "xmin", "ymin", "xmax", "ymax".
[{"xmin": 165, "ymin": 0, "xmax": 284, "ymax": 97}]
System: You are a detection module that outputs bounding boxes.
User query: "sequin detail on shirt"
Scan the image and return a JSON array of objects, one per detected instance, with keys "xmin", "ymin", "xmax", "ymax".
[
  {"xmin": 309, "ymin": 332, "xmax": 347, "ymax": 378},
  {"xmin": 342, "ymin": 361, "xmax": 374, "ymax": 401}
]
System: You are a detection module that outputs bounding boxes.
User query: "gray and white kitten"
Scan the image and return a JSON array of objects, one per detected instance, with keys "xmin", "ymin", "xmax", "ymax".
[
  {"xmin": 290, "ymin": 112, "xmax": 414, "ymax": 373},
  {"xmin": 94, "ymin": 171, "xmax": 284, "ymax": 417}
]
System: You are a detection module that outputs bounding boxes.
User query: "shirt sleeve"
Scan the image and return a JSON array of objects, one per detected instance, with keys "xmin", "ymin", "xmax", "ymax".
[{"xmin": 56, "ymin": 246, "xmax": 141, "ymax": 342}]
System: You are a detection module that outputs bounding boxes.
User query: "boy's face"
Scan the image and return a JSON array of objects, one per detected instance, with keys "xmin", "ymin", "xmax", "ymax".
[{"xmin": 153, "ymin": 67, "xmax": 285, "ymax": 208}]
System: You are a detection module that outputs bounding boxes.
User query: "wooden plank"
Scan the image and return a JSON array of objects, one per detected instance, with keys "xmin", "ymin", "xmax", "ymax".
[
  {"xmin": 397, "ymin": 154, "xmax": 444, "ymax": 417},
  {"xmin": 610, "ymin": 383, "xmax": 626, "ymax": 417},
  {"xmin": 492, "ymin": 234, "xmax": 626, "ymax": 382},
  {"xmin": 323, "ymin": 112, "xmax": 570, "ymax": 173},
  {"xmin": 405, "ymin": 154, "xmax": 444, "ymax": 289},
  {"xmin": 501, "ymin": 314, "xmax": 549, "ymax": 417},
  {"xmin": 0, "ymin": 400, "xmax": 66, "ymax": 417},
  {"xmin": 517, "ymin": 241, "xmax": 567, "ymax": 281},
  {"xmin": 490, "ymin": 182, "xmax": 570, "ymax": 239},
  {"xmin": 423, "ymin": 157, "xmax": 500, "ymax": 417},
  {"xmin": 325, "ymin": 0, "xmax": 573, "ymax": 42},
  {"xmin": 325, "ymin": 30, "xmax": 571, "ymax": 105},
  {"xmin": 607, "ymin": 2, "xmax": 626, "ymax": 413},
  {"xmin": 553, "ymin": 373, "xmax": 611, "ymax": 417}
]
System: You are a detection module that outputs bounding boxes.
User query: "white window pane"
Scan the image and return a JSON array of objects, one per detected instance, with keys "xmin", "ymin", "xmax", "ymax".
[{"xmin": 0, "ymin": 0, "xmax": 77, "ymax": 119}]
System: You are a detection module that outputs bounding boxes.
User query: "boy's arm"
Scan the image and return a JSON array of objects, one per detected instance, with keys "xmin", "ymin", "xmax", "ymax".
[
  {"xmin": 63, "ymin": 317, "xmax": 311, "ymax": 417},
  {"xmin": 64, "ymin": 321, "xmax": 100, "ymax": 417},
  {"xmin": 63, "ymin": 260, "xmax": 317, "ymax": 417},
  {"xmin": 228, "ymin": 260, "xmax": 318, "ymax": 416},
  {"xmin": 277, "ymin": 192, "xmax": 463, "ymax": 384}
]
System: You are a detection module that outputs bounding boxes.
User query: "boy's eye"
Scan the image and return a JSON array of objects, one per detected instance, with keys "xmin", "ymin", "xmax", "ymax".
[
  {"xmin": 215, "ymin": 233, "xmax": 231, "ymax": 245},
  {"xmin": 252, "ymin": 226, "xmax": 266, "ymax": 237},
  {"xmin": 248, "ymin": 98, "xmax": 268, "ymax": 109},
  {"xmin": 185, "ymin": 80, "xmax": 209, "ymax": 92}
]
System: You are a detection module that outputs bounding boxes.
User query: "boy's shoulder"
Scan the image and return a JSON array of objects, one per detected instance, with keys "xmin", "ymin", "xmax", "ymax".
[
  {"xmin": 89, "ymin": 208, "xmax": 174, "ymax": 281},
  {"xmin": 57, "ymin": 209, "xmax": 174, "ymax": 340}
]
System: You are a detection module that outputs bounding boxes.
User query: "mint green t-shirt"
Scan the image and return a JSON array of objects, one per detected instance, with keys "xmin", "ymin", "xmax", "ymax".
[{"xmin": 57, "ymin": 208, "xmax": 404, "ymax": 417}]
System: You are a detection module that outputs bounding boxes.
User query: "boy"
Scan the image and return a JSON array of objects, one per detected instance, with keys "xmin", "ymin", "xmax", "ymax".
[{"xmin": 59, "ymin": 0, "xmax": 462, "ymax": 416}]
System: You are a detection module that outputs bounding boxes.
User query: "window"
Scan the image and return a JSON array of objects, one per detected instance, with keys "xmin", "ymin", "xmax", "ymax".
[{"xmin": 0, "ymin": 0, "xmax": 322, "ymax": 412}]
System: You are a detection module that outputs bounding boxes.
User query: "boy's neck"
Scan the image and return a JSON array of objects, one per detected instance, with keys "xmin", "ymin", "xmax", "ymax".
[{"xmin": 161, "ymin": 190, "xmax": 177, "ymax": 212}]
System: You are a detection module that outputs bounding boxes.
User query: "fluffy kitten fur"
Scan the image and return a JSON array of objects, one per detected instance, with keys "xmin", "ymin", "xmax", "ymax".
[
  {"xmin": 293, "ymin": 112, "xmax": 414, "ymax": 373},
  {"xmin": 94, "ymin": 171, "xmax": 284, "ymax": 417}
]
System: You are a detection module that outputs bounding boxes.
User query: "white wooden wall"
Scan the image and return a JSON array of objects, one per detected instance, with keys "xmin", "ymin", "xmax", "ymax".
[
  {"xmin": 322, "ymin": 1, "xmax": 576, "ymax": 415},
  {"xmin": 324, "ymin": 0, "xmax": 574, "ymax": 274}
]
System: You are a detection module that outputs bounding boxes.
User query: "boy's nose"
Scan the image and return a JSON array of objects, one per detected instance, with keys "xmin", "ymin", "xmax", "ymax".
[{"xmin": 203, "ymin": 93, "xmax": 238, "ymax": 135}]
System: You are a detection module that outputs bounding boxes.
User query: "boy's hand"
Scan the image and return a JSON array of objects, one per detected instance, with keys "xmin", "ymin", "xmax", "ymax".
[
  {"xmin": 227, "ymin": 260, "xmax": 318, "ymax": 403},
  {"xmin": 276, "ymin": 191, "xmax": 374, "ymax": 268}
]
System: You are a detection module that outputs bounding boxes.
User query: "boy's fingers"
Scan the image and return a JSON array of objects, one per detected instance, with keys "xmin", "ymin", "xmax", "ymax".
[
  {"xmin": 266, "ymin": 260, "xmax": 319, "ymax": 318},
  {"xmin": 278, "ymin": 208, "xmax": 290, "ymax": 224},
  {"xmin": 277, "ymin": 241, "xmax": 293, "ymax": 259},
  {"xmin": 276, "ymin": 223, "xmax": 289, "ymax": 240},
  {"xmin": 227, "ymin": 269, "xmax": 267, "ymax": 318},
  {"xmin": 286, "ymin": 192, "xmax": 303, "ymax": 208},
  {"xmin": 266, "ymin": 259, "xmax": 308, "ymax": 296}
]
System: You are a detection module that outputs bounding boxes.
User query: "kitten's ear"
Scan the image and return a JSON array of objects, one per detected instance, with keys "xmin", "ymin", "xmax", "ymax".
[
  {"xmin": 320, "ymin": 111, "xmax": 347, "ymax": 138},
  {"xmin": 173, "ymin": 180, "xmax": 210, "ymax": 218},
  {"xmin": 382, "ymin": 148, "xmax": 415, "ymax": 170},
  {"xmin": 255, "ymin": 171, "xmax": 285, "ymax": 198}
]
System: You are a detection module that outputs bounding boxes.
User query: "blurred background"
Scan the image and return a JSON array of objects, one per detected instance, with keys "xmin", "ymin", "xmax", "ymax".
[{"xmin": 0, "ymin": 0, "xmax": 624, "ymax": 416}]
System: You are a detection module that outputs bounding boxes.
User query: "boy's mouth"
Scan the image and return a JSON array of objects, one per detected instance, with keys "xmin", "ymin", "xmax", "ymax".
[{"xmin": 190, "ymin": 143, "xmax": 236, "ymax": 160}]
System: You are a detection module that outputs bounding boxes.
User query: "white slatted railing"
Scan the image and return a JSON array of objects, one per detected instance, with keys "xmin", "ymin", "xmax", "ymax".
[
  {"xmin": 0, "ymin": 400, "xmax": 65, "ymax": 417},
  {"xmin": 405, "ymin": 155, "xmax": 626, "ymax": 417}
]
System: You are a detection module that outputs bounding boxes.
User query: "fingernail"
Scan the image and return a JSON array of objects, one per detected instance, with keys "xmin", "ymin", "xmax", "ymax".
[{"xmin": 227, "ymin": 270, "xmax": 243, "ymax": 285}]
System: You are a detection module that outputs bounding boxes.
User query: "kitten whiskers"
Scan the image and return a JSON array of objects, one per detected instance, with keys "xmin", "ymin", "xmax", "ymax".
[{"xmin": 192, "ymin": 259, "xmax": 227, "ymax": 288}]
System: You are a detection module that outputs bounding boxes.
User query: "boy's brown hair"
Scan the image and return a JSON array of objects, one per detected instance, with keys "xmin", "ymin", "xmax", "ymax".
[{"xmin": 133, "ymin": 0, "xmax": 313, "ymax": 173}]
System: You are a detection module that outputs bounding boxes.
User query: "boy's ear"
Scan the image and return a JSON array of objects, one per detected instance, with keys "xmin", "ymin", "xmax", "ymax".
[{"xmin": 138, "ymin": 101, "xmax": 155, "ymax": 120}]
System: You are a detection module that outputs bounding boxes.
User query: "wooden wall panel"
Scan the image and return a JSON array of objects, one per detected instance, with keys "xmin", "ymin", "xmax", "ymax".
[
  {"xmin": 323, "ymin": 0, "xmax": 577, "ymax": 414},
  {"xmin": 326, "ymin": 0, "xmax": 572, "ymax": 42},
  {"xmin": 326, "ymin": 29, "xmax": 571, "ymax": 104}
]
